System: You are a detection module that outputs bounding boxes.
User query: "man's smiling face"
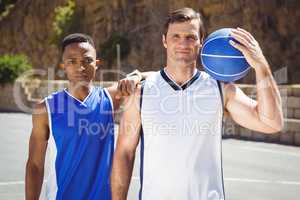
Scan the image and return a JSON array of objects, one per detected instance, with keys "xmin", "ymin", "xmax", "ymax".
[{"xmin": 163, "ymin": 19, "xmax": 202, "ymax": 65}]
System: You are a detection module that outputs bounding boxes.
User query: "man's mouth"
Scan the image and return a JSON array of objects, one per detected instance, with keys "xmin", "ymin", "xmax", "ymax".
[
  {"xmin": 75, "ymin": 73, "xmax": 88, "ymax": 79},
  {"xmin": 175, "ymin": 50, "xmax": 191, "ymax": 54}
]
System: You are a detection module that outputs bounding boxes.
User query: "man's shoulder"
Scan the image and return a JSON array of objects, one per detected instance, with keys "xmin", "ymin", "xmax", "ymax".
[
  {"xmin": 142, "ymin": 70, "xmax": 163, "ymax": 90},
  {"xmin": 32, "ymin": 99, "xmax": 49, "ymax": 124},
  {"xmin": 144, "ymin": 70, "xmax": 161, "ymax": 81},
  {"xmin": 46, "ymin": 89, "xmax": 65, "ymax": 99},
  {"xmin": 198, "ymin": 70, "xmax": 214, "ymax": 81},
  {"xmin": 33, "ymin": 100, "xmax": 47, "ymax": 113}
]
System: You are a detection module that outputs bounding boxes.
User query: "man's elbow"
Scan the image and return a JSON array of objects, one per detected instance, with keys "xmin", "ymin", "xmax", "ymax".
[
  {"xmin": 273, "ymin": 113, "xmax": 285, "ymax": 133},
  {"xmin": 26, "ymin": 159, "xmax": 44, "ymax": 176},
  {"xmin": 114, "ymin": 148, "xmax": 136, "ymax": 165},
  {"xmin": 267, "ymin": 126, "xmax": 283, "ymax": 134},
  {"xmin": 264, "ymin": 120, "xmax": 284, "ymax": 134}
]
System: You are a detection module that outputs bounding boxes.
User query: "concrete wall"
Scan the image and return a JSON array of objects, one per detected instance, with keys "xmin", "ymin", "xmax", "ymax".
[
  {"xmin": 0, "ymin": 82, "xmax": 32, "ymax": 112},
  {"xmin": 0, "ymin": 80, "xmax": 115, "ymax": 113},
  {"xmin": 223, "ymin": 85, "xmax": 300, "ymax": 146},
  {"xmin": 0, "ymin": 80, "xmax": 299, "ymax": 146}
]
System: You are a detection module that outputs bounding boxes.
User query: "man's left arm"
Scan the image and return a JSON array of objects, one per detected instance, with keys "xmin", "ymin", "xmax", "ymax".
[
  {"xmin": 107, "ymin": 70, "xmax": 154, "ymax": 111},
  {"xmin": 225, "ymin": 28, "xmax": 283, "ymax": 133}
]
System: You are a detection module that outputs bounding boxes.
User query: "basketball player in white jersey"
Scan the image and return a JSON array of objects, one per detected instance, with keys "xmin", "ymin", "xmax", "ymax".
[{"xmin": 111, "ymin": 7, "xmax": 283, "ymax": 200}]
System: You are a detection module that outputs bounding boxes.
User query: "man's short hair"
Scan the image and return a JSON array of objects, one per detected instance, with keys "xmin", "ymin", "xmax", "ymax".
[
  {"xmin": 164, "ymin": 7, "xmax": 206, "ymax": 42},
  {"xmin": 61, "ymin": 33, "xmax": 96, "ymax": 53}
]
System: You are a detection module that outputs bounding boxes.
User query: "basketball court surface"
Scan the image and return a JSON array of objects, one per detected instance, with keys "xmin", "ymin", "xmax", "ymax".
[{"xmin": 0, "ymin": 113, "xmax": 299, "ymax": 200}]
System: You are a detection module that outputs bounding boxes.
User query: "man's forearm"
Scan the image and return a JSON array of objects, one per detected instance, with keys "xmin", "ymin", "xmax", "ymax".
[
  {"xmin": 25, "ymin": 162, "xmax": 44, "ymax": 200},
  {"xmin": 255, "ymin": 63, "xmax": 283, "ymax": 131},
  {"xmin": 111, "ymin": 152, "xmax": 135, "ymax": 200}
]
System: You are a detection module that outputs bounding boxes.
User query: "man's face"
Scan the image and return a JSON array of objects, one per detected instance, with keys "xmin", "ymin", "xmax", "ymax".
[
  {"xmin": 61, "ymin": 42, "xmax": 99, "ymax": 84},
  {"xmin": 163, "ymin": 19, "xmax": 202, "ymax": 65}
]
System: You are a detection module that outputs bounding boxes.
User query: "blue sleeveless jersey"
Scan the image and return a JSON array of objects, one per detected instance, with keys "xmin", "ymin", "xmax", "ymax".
[{"xmin": 44, "ymin": 86, "xmax": 114, "ymax": 200}]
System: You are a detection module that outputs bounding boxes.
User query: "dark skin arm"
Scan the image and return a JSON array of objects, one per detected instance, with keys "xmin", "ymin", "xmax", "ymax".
[{"xmin": 25, "ymin": 102, "xmax": 49, "ymax": 200}]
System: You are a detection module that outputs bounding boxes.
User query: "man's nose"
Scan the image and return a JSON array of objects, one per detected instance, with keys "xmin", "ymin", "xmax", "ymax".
[
  {"xmin": 77, "ymin": 64, "xmax": 86, "ymax": 71},
  {"xmin": 178, "ymin": 38, "xmax": 189, "ymax": 47}
]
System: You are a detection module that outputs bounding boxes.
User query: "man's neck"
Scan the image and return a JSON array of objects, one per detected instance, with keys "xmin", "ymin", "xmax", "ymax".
[
  {"xmin": 67, "ymin": 81, "xmax": 93, "ymax": 101},
  {"xmin": 165, "ymin": 62, "xmax": 197, "ymax": 86}
]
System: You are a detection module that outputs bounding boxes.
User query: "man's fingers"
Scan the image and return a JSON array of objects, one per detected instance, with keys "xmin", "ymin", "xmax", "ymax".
[
  {"xmin": 229, "ymin": 40, "xmax": 246, "ymax": 52},
  {"xmin": 231, "ymin": 29, "xmax": 252, "ymax": 45},
  {"xmin": 124, "ymin": 82, "xmax": 130, "ymax": 96},
  {"xmin": 115, "ymin": 91, "xmax": 122, "ymax": 100},
  {"xmin": 125, "ymin": 80, "xmax": 132, "ymax": 94},
  {"xmin": 117, "ymin": 80, "xmax": 121, "ymax": 92},
  {"xmin": 117, "ymin": 77, "xmax": 139, "ymax": 97},
  {"xmin": 128, "ymin": 81, "xmax": 135, "ymax": 94},
  {"xmin": 230, "ymin": 32, "xmax": 251, "ymax": 49},
  {"xmin": 237, "ymin": 27, "xmax": 255, "ymax": 41},
  {"xmin": 120, "ymin": 81, "xmax": 129, "ymax": 96},
  {"xmin": 236, "ymin": 28, "xmax": 257, "ymax": 47}
]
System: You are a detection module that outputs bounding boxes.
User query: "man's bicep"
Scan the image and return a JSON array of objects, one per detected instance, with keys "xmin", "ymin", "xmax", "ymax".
[
  {"xmin": 116, "ymin": 92, "xmax": 141, "ymax": 154},
  {"xmin": 226, "ymin": 84, "xmax": 256, "ymax": 116},
  {"xmin": 106, "ymin": 85, "xmax": 122, "ymax": 111},
  {"xmin": 31, "ymin": 102, "xmax": 50, "ymax": 140},
  {"xmin": 28, "ymin": 102, "xmax": 49, "ymax": 165},
  {"xmin": 225, "ymin": 84, "xmax": 256, "ymax": 121},
  {"xmin": 225, "ymin": 84, "xmax": 275, "ymax": 132}
]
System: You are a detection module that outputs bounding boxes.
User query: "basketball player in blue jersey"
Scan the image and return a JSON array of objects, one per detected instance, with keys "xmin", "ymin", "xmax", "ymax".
[
  {"xmin": 25, "ymin": 33, "xmax": 147, "ymax": 200},
  {"xmin": 111, "ymin": 8, "xmax": 283, "ymax": 200}
]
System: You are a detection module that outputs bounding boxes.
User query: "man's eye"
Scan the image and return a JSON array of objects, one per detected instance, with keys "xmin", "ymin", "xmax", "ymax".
[
  {"xmin": 84, "ymin": 58, "xmax": 93, "ymax": 64},
  {"xmin": 67, "ymin": 60, "xmax": 76, "ymax": 65},
  {"xmin": 187, "ymin": 36, "xmax": 197, "ymax": 41},
  {"xmin": 87, "ymin": 58, "xmax": 93, "ymax": 63}
]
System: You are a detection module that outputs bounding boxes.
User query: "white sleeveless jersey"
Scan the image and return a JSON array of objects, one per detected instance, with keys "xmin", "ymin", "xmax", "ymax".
[{"xmin": 139, "ymin": 69, "xmax": 225, "ymax": 200}]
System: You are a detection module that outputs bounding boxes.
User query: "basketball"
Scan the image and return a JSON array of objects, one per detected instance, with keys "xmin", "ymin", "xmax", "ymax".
[{"xmin": 200, "ymin": 28, "xmax": 250, "ymax": 82}]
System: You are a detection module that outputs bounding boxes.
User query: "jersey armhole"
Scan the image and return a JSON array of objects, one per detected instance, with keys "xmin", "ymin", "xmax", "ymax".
[
  {"xmin": 103, "ymin": 88, "xmax": 114, "ymax": 112},
  {"xmin": 43, "ymin": 97, "xmax": 59, "ymax": 198},
  {"xmin": 138, "ymin": 81, "xmax": 145, "ymax": 200},
  {"xmin": 216, "ymin": 80, "xmax": 225, "ymax": 110}
]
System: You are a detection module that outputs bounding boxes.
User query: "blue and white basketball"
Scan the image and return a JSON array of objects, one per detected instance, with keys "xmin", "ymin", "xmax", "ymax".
[{"xmin": 200, "ymin": 28, "xmax": 250, "ymax": 82}]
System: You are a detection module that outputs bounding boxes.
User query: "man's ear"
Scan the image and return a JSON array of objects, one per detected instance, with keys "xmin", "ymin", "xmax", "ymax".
[
  {"xmin": 95, "ymin": 59, "xmax": 101, "ymax": 69},
  {"xmin": 162, "ymin": 34, "xmax": 167, "ymax": 49},
  {"xmin": 59, "ymin": 63, "xmax": 65, "ymax": 69},
  {"xmin": 200, "ymin": 38, "xmax": 204, "ymax": 48}
]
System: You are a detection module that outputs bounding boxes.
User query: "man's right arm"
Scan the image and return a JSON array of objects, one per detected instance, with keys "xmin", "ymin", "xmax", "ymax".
[
  {"xmin": 111, "ymin": 87, "xmax": 142, "ymax": 200},
  {"xmin": 25, "ymin": 101, "xmax": 49, "ymax": 200}
]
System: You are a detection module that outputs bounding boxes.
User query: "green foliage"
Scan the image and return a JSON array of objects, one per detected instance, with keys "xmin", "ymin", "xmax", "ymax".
[
  {"xmin": 100, "ymin": 33, "xmax": 131, "ymax": 66},
  {"xmin": 51, "ymin": 0, "xmax": 76, "ymax": 44},
  {"xmin": 0, "ymin": 54, "xmax": 32, "ymax": 84},
  {"xmin": 0, "ymin": 0, "xmax": 17, "ymax": 19}
]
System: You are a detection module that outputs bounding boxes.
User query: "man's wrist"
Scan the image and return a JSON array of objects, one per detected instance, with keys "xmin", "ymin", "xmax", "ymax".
[{"xmin": 254, "ymin": 63, "xmax": 272, "ymax": 78}]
